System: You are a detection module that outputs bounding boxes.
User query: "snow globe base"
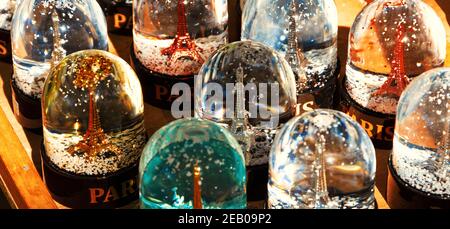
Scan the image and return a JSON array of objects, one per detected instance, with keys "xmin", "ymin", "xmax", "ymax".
[
  {"xmin": 41, "ymin": 143, "xmax": 140, "ymax": 209},
  {"xmin": 98, "ymin": 0, "xmax": 132, "ymax": 35},
  {"xmin": 130, "ymin": 45, "xmax": 194, "ymax": 110},
  {"xmin": 387, "ymin": 156, "xmax": 450, "ymax": 209},
  {"xmin": 339, "ymin": 77, "xmax": 395, "ymax": 150},
  {"xmin": 297, "ymin": 62, "xmax": 339, "ymax": 115},
  {"xmin": 11, "ymin": 78, "xmax": 42, "ymax": 130},
  {"xmin": 0, "ymin": 29, "xmax": 11, "ymax": 63}
]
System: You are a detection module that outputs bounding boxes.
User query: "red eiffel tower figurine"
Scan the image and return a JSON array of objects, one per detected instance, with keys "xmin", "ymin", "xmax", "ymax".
[
  {"xmin": 372, "ymin": 23, "xmax": 410, "ymax": 97},
  {"xmin": 161, "ymin": 0, "xmax": 204, "ymax": 64}
]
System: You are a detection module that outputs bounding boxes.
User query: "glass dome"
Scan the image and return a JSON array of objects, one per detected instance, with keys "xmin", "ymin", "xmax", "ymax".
[
  {"xmin": 133, "ymin": 0, "xmax": 228, "ymax": 76},
  {"xmin": 345, "ymin": 0, "xmax": 446, "ymax": 114},
  {"xmin": 11, "ymin": 0, "xmax": 108, "ymax": 98},
  {"xmin": 269, "ymin": 109, "xmax": 376, "ymax": 209},
  {"xmin": 139, "ymin": 118, "xmax": 246, "ymax": 209},
  {"xmin": 392, "ymin": 68, "xmax": 449, "ymax": 198},
  {"xmin": 195, "ymin": 41, "xmax": 297, "ymax": 166},
  {"xmin": 0, "ymin": 0, "xmax": 17, "ymax": 31},
  {"xmin": 42, "ymin": 50, "xmax": 146, "ymax": 176},
  {"xmin": 241, "ymin": 0, "xmax": 338, "ymax": 92}
]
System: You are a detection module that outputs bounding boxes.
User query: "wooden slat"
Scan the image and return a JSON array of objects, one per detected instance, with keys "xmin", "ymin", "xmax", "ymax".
[
  {"xmin": 108, "ymin": 36, "xmax": 118, "ymax": 56},
  {"xmin": 0, "ymin": 106, "xmax": 57, "ymax": 209},
  {"xmin": 375, "ymin": 187, "xmax": 389, "ymax": 209}
]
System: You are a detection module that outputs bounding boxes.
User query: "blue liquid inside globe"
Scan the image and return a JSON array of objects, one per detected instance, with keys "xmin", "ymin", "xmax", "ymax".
[{"xmin": 139, "ymin": 118, "xmax": 247, "ymax": 209}]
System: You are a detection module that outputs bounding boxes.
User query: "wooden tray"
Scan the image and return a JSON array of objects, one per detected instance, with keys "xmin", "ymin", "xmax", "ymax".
[{"xmin": 1, "ymin": 0, "xmax": 449, "ymax": 209}]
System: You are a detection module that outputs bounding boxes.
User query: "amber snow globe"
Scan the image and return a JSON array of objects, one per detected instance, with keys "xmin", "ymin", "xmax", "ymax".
[
  {"xmin": 388, "ymin": 68, "xmax": 449, "ymax": 209},
  {"xmin": 195, "ymin": 41, "xmax": 297, "ymax": 203},
  {"xmin": 0, "ymin": 0, "xmax": 16, "ymax": 62},
  {"xmin": 341, "ymin": 0, "xmax": 446, "ymax": 149},
  {"xmin": 41, "ymin": 50, "xmax": 147, "ymax": 208},
  {"xmin": 11, "ymin": 0, "xmax": 108, "ymax": 129},
  {"xmin": 132, "ymin": 0, "xmax": 228, "ymax": 109},
  {"xmin": 269, "ymin": 110, "xmax": 376, "ymax": 209},
  {"xmin": 242, "ymin": 0, "xmax": 338, "ymax": 113},
  {"xmin": 139, "ymin": 118, "xmax": 246, "ymax": 209}
]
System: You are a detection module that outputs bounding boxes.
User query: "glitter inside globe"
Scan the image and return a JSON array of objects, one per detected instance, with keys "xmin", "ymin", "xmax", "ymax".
[
  {"xmin": 0, "ymin": 0, "xmax": 17, "ymax": 31},
  {"xmin": 195, "ymin": 41, "xmax": 297, "ymax": 166},
  {"xmin": 139, "ymin": 118, "xmax": 246, "ymax": 209},
  {"xmin": 241, "ymin": 0, "xmax": 338, "ymax": 92},
  {"xmin": 269, "ymin": 110, "xmax": 376, "ymax": 209},
  {"xmin": 392, "ymin": 68, "xmax": 450, "ymax": 198},
  {"xmin": 42, "ymin": 50, "xmax": 146, "ymax": 176},
  {"xmin": 133, "ymin": 0, "xmax": 228, "ymax": 76},
  {"xmin": 11, "ymin": 0, "xmax": 108, "ymax": 98},
  {"xmin": 345, "ymin": 0, "xmax": 446, "ymax": 114}
]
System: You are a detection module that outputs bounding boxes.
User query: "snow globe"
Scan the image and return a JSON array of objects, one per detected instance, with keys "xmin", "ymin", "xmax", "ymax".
[
  {"xmin": 132, "ymin": 0, "xmax": 228, "ymax": 109},
  {"xmin": 97, "ymin": 0, "xmax": 133, "ymax": 35},
  {"xmin": 195, "ymin": 41, "xmax": 297, "ymax": 202},
  {"xmin": 0, "ymin": 0, "xmax": 17, "ymax": 62},
  {"xmin": 41, "ymin": 50, "xmax": 147, "ymax": 209},
  {"xmin": 341, "ymin": 0, "xmax": 446, "ymax": 149},
  {"xmin": 269, "ymin": 109, "xmax": 376, "ymax": 209},
  {"xmin": 388, "ymin": 68, "xmax": 450, "ymax": 209},
  {"xmin": 242, "ymin": 0, "xmax": 338, "ymax": 114},
  {"xmin": 139, "ymin": 118, "xmax": 246, "ymax": 209},
  {"xmin": 11, "ymin": 0, "xmax": 108, "ymax": 129}
]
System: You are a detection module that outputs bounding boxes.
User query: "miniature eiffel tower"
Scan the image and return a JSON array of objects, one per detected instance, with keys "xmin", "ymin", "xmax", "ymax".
[
  {"xmin": 285, "ymin": 1, "xmax": 307, "ymax": 86},
  {"xmin": 373, "ymin": 23, "xmax": 409, "ymax": 97},
  {"xmin": 436, "ymin": 115, "xmax": 449, "ymax": 180},
  {"xmin": 311, "ymin": 136, "xmax": 330, "ymax": 208},
  {"xmin": 161, "ymin": 0, "xmax": 203, "ymax": 64},
  {"xmin": 231, "ymin": 65, "xmax": 253, "ymax": 158},
  {"xmin": 50, "ymin": 9, "xmax": 64, "ymax": 68},
  {"xmin": 67, "ymin": 55, "xmax": 122, "ymax": 160},
  {"xmin": 193, "ymin": 162, "xmax": 203, "ymax": 209}
]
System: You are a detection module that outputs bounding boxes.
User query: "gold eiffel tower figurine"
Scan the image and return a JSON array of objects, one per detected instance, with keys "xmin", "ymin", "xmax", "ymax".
[
  {"xmin": 67, "ymin": 55, "xmax": 122, "ymax": 160},
  {"xmin": 193, "ymin": 162, "xmax": 203, "ymax": 209}
]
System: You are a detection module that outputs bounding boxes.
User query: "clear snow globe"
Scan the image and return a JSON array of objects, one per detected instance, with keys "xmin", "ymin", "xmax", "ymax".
[
  {"xmin": 139, "ymin": 118, "xmax": 246, "ymax": 209},
  {"xmin": 133, "ymin": 0, "xmax": 228, "ymax": 77},
  {"xmin": 345, "ymin": 0, "xmax": 446, "ymax": 115},
  {"xmin": 11, "ymin": 0, "xmax": 108, "ymax": 99},
  {"xmin": 42, "ymin": 50, "xmax": 147, "ymax": 176},
  {"xmin": 392, "ymin": 68, "xmax": 449, "ymax": 199},
  {"xmin": 0, "ymin": 0, "xmax": 17, "ymax": 31},
  {"xmin": 195, "ymin": 41, "xmax": 297, "ymax": 166},
  {"xmin": 269, "ymin": 109, "xmax": 376, "ymax": 209},
  {"xmin": 241, "ymin": 0, "xmax": 338, "ymax": 92}
]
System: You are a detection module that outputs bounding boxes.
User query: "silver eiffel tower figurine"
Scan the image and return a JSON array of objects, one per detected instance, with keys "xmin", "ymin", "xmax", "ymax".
[
  {"xmin": 436, "ymin": 115, "xmax": 449, "ymax": 181},
  {"xmin": 313, "ymin": 135, "xmax": 331, "ymax": 208},
  {"xmin": 285, "ymin": 1, "xmax": 307, "ymax": 88},
  {"xmin": 231, "ymin": 65, "xmax": 253, "ymax": 161},
  {"xmin": 50, "ymin": 8, "xmax": 65, "ymax": 68}
]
